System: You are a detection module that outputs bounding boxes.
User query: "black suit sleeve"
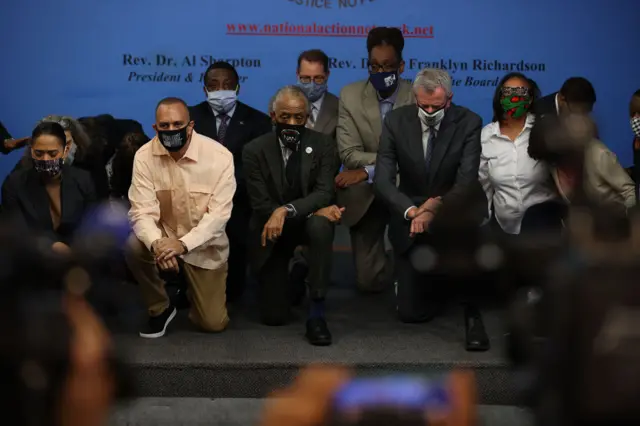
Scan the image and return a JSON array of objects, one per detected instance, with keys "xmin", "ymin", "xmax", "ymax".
[
  {"xmin": 441, "ymin": 114, "xmax": 482, "ymax": 205},
  {"xmin": 290, "ymin": 134, "xmax": 336, "ymax": 217},
  {"xmin": 374, "ymin": 115, "xmax": 415, "ymax": 218},
  {"xmin": 243, "ymin": 143, "xmax": 281, "ymax": 218}
]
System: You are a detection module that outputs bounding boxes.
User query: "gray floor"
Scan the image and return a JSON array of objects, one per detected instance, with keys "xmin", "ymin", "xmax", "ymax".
[{"xmin": 109, "ymin": 398, "xmax": 534, "ymax": 426}]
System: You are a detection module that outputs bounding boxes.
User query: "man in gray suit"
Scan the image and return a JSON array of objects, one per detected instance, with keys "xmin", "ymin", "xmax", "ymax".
[
  {"xmin": 296, "ymin": 49, "xmax": 339, "ymax": 139},
  {"xmin": 335, "ymin": 27, "xmax": 413, "ymax": 292}
]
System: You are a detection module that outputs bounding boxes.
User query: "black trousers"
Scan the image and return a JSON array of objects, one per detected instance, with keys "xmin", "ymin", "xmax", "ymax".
[
  {"xmin": 225, "ymin": 204, "xmax": 251, "ymax": 302},
  {"xmin": 258, "ymin": 215, "xmax": 334, "ymax": 325},
  {"xmin": 395, "ymin": 236, "xmax": 449, "ymax": 323}
]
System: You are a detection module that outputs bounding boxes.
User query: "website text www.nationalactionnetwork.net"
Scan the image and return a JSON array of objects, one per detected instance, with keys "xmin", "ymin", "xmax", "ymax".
[{"xmin": 226, "ymin": 23, "xmax": 434, "ymax": 38}]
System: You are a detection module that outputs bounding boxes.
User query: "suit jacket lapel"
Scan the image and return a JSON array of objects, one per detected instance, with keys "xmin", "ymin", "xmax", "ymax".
[
  {"xmin": 224, "ymin": 102, "xmax": 248, "ymax": 150},
  {"xmin": 428, "ymin": 110, "xmax": 456, "ymax": 186},
  {"xmin": 198, "ymin": 103, "xmax": 219, "ymax": 140},
  {"xmin": 300, "ymin": 134, "xmax": 314, "ymax": 195},
  {"xmin": 394, "ymin": 79, "xmax": 414, "ymax": 109},
  {"xmin": 362, "ymin": 82, "xmax": 383, "ymax": 140},
  {"xmin": 406, "ymin": 112, "xmax": 428, "ymax": 180},
  {"xmin": 264, "ymin": 134, "xmax": 284, "ymax": 200},
  {"xmin": 26, "ymin": 170, "xmax": 53, "ymax": 230},
  {"xmin": 314, "ymin": 93, "xmax": 337, "ymax": 133}
]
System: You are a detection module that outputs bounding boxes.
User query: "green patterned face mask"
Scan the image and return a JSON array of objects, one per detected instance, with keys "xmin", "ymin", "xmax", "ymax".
[{"xmin": 500, "ymin": 86, "xmax": 532, "ymax": 119}]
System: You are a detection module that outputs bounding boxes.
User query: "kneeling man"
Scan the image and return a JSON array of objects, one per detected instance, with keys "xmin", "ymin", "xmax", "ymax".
[
  {"xmin": 243, "ymin": 86, "xmax": 336, "ymax": 346},
  {"xmin": 126, "ymin": 97, "xmax": 236, "ymax": 338}
]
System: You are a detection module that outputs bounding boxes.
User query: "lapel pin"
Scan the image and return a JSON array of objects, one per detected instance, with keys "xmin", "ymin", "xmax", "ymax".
[{"xmin": 305, "ymin": 147, "xmax": 313, "ymax": 154}]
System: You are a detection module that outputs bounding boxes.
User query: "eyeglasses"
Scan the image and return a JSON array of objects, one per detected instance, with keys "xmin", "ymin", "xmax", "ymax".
[
  {"xmin": 368, "ymin": 63, "xmax": 399, "ymax": 73},
  {"xmin": 299, "ymin": 76, "xmax": 326, "ymax": 84}
]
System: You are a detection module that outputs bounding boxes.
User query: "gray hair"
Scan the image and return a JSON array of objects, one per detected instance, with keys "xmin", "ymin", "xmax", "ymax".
[
  {"xmin": 413, "ymin": 68, "xmax": 453, "ymax": 96},
  {"xmin": 270, "ymin": 85, "xmax": 310, "ymax": 115},
  {"xmin": 34, "ymin": 114, "xmax": 91, "ymax": 155}
]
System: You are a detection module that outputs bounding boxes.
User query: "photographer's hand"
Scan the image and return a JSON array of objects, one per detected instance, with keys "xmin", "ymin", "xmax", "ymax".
[{"xmin": 261, "ymin": 365, "xmax": 350, "ymax": 426}]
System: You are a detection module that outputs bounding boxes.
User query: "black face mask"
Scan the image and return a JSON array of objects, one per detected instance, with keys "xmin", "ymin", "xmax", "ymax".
[
  {"xmin": 158, "ymin": 126, "xmax": 189, "ymax": 152},
  {"xmin": 275, "ymin": 122, "xmax": 305, "ymax": 151}
]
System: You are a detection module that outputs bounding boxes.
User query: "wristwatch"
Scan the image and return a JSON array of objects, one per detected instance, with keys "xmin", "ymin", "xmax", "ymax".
[{"xmin": 284, "ymin": 204, "xmax": 296, "ymax": 218}]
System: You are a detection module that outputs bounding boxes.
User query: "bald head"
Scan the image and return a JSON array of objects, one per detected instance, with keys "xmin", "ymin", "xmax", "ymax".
[
  {"xmin": 270, "ymin": 85, "xmax": 309, "ymax": 126},
  {"xmin": 155, "ymin": 97, "xmax": 191, "ymax": 130}
]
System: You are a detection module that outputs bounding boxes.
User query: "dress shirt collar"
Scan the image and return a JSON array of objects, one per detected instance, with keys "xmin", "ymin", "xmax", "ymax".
[
  {"xmin": 151, "ymin": 130, "xmax": 201, "ymax": 162},
  {"xmin": 211, "ymin": 103, "xmax": 237, "ymax": 118},
  {"xmin": 377, "ymin": 84, "xmax": 399, "ymax": 105},
  {"xmin": 311, "ymin": 93, "xmax": 325, "ymax": 113},
  {"xmin": 554, "ymin": 93, "xmax": 560, "ymax": 115},
  {"xmin": 487, "ymin": 113, "xmax": 536, "ymax": 138}
]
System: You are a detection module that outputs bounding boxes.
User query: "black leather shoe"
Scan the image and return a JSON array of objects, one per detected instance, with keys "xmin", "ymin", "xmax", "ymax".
[
  {"xmin": 464, "ymin": 305, "xmax": 490, "ymax": 352},
  {"xmin": 305, "ymin": 318, "xmax": 332, "ymax": 346}
]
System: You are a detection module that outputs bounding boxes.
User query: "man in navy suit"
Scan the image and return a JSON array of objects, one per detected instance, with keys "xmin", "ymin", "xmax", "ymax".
[{"xmin": 190, "ymin": 62, "xmax": 272, "ymax": 303}]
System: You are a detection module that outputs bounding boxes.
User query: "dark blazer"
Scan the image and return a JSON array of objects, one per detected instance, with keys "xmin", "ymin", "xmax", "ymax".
[
  {"xmin": 1, "ymin": 165, "xmax": 97, "ymax": 245},
  {"xmin": 374, "ymin": 104, "xmax": 482, "ymax": 254},
  {"xmin": 190, "ymin": 100, "xmax": 272, "ymax": 210},
  {"xmin": 242, "ymin": 129, "xmax": 336, "ymax": 269},
  {"xmin": 532, "ymin": 92, "xmax": 558, "ymax": 117},
  {"xmin": 314, "ymin": 92, "xmax": 339, "ymax": 139}
]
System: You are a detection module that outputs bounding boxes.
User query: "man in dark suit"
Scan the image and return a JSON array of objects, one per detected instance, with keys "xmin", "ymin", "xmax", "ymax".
[
  {"xmin": 296, "ymin": 49, "xmax": 339, "ymax": 139},
  {"xmin": 533, "ymin": 76, "xmax": 596, "ymax": 118},
  {"xmin": 190, "ymin": 61, "xmax": 272, "ymax": 302},
  {"xmin": 243, "ymin": 85, "xmax": 336, "ymax": 346},
  {"xmin": 374, "ymin": 68, "xmax": 489, "ymax": 351}
]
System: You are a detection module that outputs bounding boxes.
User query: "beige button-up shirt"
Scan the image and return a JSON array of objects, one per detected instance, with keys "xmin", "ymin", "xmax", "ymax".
[{"xmin": 128, "ymin": 130, "xmax": 236, "ymax": 270}]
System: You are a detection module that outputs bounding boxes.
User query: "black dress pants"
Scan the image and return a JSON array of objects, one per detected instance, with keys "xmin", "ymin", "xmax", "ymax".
[
  {"xmin": 258, "ymin": 215, "xmax": 334, "ymax": 325},
  {"xmin": 395, "ymin": 236, "xmax": 449, "ymax": 323},
  {"xmin": 225, "ymin": 204, "xmax": 250, "ymax": 302}
]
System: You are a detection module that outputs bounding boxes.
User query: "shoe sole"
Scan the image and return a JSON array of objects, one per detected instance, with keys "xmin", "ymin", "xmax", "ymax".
[{"xmin": 139, "ymin": 308, "xmax": 177, "ymax": 339}]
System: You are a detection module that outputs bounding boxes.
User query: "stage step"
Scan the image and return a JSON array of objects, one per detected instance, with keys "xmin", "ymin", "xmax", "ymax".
[
  {"xmin": 110, "ymin": 288, "xmax": 515, "ymax": 405},
  {"xmin": 108, "ymin": 398, "xmax": 533, "ymax": 426}
]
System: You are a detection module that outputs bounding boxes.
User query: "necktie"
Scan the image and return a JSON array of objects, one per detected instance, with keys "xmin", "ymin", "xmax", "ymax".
[
  {"xmin": 217, "ymin": 114, "xmax": 230, "ymax": 144},
  {"xmin": 425, "ymin": 126, "xmax": 437, "ymax": 170},
  {"xmin": 306, "ymin": 106, "xmax": 316, "ymax": 129},
  {"xmin": 285, "ymin": 147, "xmax": 301, "ymax": 185}
]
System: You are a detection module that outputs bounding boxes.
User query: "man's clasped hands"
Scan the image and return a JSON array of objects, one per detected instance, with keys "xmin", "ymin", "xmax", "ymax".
[{"xmin": 151, "ymin": 238, "xmax": 188, "ymax": 272}]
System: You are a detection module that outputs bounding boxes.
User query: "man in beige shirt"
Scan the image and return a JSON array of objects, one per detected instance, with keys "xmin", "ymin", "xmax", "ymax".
[{"xmin": 125, "ymin": 97, "xmax": 236, "ymax": 338}]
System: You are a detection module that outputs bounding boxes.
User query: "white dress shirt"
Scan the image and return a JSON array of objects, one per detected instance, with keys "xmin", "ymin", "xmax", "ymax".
[
  {"xmin": 403, "ymin": 119, "xmax": 442, "ymax": 220},
  {"xmin": 479, "ymin": 114, "xmax": 557, "ymax": 234}
]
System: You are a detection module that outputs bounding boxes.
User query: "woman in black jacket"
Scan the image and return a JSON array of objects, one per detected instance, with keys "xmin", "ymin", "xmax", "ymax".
[{"xmin": 2, "ymin": 121, "xmax": 96, "ymax": 254}]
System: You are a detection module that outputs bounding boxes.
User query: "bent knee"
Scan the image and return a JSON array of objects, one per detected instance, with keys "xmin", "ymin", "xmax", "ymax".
[
  {"xmin": 306, "ymin": 215, "xmax": 334, "ymax": 242},
  {"xmin": 196, "ymin": 313, "xmax": 229, "ymax": 333}
]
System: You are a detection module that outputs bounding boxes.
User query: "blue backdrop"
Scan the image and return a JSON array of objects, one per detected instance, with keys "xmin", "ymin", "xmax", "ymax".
[{"xmin": 1, "ymin": 0, "xmax": 639, "ymax": 183}]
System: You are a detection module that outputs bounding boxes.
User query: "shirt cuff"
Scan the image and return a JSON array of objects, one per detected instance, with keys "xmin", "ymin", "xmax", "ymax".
[
  {"xmin": 364, "ymin": 165, "xmax": 375, "ymax": 184},
  {"xmin": 404, "ymin": 206, "xmax": 416, "ymax": 220}
]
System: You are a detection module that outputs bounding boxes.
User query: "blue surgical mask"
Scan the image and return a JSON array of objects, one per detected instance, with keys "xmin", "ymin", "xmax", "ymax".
[
  {"xmin": 297, "ymin": 81, "xmax": 327, "ymax": 103},
  {"xmin": 207, "ymin": 90, "xmax": 237, "ymax": 114},
  {"xmin": 65, "ymin": 142, "xmax": 77, "ymax": 165}
]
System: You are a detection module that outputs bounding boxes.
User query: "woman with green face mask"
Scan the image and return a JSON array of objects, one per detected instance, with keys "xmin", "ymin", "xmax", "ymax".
[{"xmin": 479, "ymin": 72, "xmax": 562, "ymax": 236}]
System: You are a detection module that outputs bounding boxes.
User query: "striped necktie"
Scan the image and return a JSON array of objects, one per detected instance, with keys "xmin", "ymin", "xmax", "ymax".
[
  {"xmin": 218, "ymin": 114, "xmax": 230, "ymax": 144},
  {"xmin": 425, "ymin": 126, "xmax": 437, "ymax": 169},
  {"xmin": 306, "ymin": 106, "xmax": 316, "ymax": 129}
]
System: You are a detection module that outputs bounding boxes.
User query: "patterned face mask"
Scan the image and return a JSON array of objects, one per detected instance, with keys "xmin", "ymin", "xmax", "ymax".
[
  {"xmin": 500, "ymin": 86, "xmax": 532, "ymax": 119},
  {"xmin": 33, "ymin": 158, "xmax": 64, "ymax": 178}
]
